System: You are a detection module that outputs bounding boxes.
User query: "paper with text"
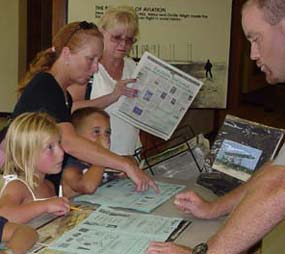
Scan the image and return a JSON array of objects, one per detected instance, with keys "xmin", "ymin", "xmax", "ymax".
[
  {"xmin": 115, "ymin": 52, "xmax": 203, "ymax": 140},
  {"xmin": 74, "ymin": 179, "xmax": 185, "ymax": 213},
  {"xmin": 49, "ymin": 207, "xmax": 187, "ymax": 254}
]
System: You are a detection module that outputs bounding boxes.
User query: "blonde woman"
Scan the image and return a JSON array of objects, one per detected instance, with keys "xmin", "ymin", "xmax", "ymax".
[
  {"xmin": 0, "ymin": 112, "xmax": 70, "ymax": 223},
  {"xmin": 69, "ymin": 6, "xmax": 141, "ymax": 156},
  {"xmin": 5, "ymin": 21, "xmax": 158, "ymax": 194}
]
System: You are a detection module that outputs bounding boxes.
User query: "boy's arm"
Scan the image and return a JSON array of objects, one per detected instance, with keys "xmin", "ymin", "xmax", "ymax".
[
  {"xmin": 2, "ymin": 222, "xmax": 38, "ymax": 254},
  {"xmin": 63, "ymin": 165, "xmax": 104, "ymax": 198}
]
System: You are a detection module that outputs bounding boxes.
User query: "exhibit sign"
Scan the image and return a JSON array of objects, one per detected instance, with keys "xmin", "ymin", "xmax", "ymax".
[{"xmin": 68, "ymin": 0, "xmax": 232, "ymax": 108}]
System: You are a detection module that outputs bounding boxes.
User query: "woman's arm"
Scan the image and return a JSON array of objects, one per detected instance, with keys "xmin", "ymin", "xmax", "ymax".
[
  {"xmin": 68, "ymin": 79, "xmax": 137, "ymax": 112},
  {"xmin": 59, "ymin": 122, "xmax": 159, "ymax": 193}
]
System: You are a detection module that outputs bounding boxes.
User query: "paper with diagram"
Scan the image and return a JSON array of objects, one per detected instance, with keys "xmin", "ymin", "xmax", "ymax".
[
  {"xmin": 49, "ymin": 206, "xmax": 190, "ymax": 254},
  {"xmin": 74, "ymin": 178, "xmax": 185, "ymax": 213},
  {"xmin": 115, "ymin": 52, "xmax": 203, "ymax": 140}
]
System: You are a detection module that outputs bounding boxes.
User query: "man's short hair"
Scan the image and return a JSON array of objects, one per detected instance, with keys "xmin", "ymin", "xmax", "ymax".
[{"xmin": 243, "ymin": 0, "xmax": 285, "ymax": 25}]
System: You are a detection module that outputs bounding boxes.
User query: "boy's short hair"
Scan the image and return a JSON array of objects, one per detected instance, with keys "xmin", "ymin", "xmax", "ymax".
[{"xmin": 71, "ymin": 107, "xmax": 110, "ymax": 131}]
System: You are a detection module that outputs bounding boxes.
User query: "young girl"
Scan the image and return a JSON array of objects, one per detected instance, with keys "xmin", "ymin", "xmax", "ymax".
[{"xmin": 0, "ymin": 112, "xmax": 70, "ymax": 224}]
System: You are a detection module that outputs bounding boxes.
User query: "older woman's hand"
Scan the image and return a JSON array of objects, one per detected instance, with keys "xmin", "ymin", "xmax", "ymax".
[{"xmin": 111, "ymin": 78, "xmax": 138, "ymax": 101}]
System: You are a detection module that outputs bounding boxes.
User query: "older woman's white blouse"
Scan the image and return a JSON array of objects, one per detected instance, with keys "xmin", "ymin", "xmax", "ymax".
[{"xmin": 90, "ymin": 57, "xmax": 140, "ymax": 155}]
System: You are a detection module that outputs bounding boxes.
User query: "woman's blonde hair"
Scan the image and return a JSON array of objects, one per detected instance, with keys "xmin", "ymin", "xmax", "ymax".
[
  {"xmin": 99, "ymin": 6, "xmax": 139, "ymax": 37},
  {"xmin": 18, "ymin": 21, "xmax": 102, "ymax": 93},
  {"xmin": 3, "ymin": 112, "xmax": 60, "ymax": 189}
]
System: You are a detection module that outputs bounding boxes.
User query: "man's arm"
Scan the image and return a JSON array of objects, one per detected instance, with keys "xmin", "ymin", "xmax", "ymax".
[
  {"xmin": 68, "ymin": 79, "xmax": 137, "ymax": 112},
  {"xmin": 175, "ymin": 162, "xmax": 275, "ymax": 219},
  {"xmin": 148, "ymin": 164, "xmax": 285, "ymax": 254},
  {"xmin": 206, "ymin": 164, "xmax": 285, "ymax": 254}
]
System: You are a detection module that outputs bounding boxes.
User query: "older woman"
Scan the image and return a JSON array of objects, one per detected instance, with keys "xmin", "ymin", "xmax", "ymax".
[
  {"xmin": 4, "ymin": 21, "xmax": 158, "ymax": 193},
  {"xmin": 69, "ymin": 6, "xmax": 140, "ymax": 156}
]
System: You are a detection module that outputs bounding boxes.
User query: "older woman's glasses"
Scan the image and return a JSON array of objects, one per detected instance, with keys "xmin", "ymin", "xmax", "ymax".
[
  {"xmin": 65, "ymin": 21, "xmax": 97, "ymax": 45},
  {"xmin": 107, "ymin": 31, "xmax": 137, "ymax": 45}
]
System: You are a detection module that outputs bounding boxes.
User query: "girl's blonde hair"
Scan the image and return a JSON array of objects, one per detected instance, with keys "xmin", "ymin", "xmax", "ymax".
[
  {"xmin": 99, "ymin": 6, "xmax": 139, "ymax": 37},
  {"xmin": 3, "ymin": 112, "xmax": 60, "ymax": 189},
  {"xmin": 18, "ymin": 21, "xmax": 102, "ymax": 93}
]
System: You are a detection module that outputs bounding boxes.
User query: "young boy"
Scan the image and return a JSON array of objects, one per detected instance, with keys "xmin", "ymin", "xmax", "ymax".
[
  {"xmin": 0, "ymin": 215, "xmax": 38, "ymax": 253},
  {"xmin": 62, "ymin": 107, "xmax": 112, "ymax": 198}
]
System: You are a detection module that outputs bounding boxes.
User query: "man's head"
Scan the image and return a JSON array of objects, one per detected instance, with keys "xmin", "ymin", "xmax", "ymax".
[
  {"xmin": 242, "ymin": 0, "xmax": 285, "ymax": 84},
  {"xmin": 71, "ymin": 107, "xmax": 111, "ymax": 149}
]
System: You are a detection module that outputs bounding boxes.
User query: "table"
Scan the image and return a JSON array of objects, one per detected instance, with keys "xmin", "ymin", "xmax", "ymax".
[{"xmin": 32, "ymin": 177, "xmax": 224, "ymax": 253}]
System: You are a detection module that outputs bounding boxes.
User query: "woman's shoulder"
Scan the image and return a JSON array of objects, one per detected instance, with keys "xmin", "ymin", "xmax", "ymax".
[
  {"xmin": 31, "ymin": 71, "xmax": 56, "ymax": 84},
  {"xmin": 20, "ymin": 72, "xmax": 62, "ymax": 98}
]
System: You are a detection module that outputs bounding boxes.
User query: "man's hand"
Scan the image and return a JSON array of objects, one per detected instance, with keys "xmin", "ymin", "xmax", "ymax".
[
  {"xmin": 146, "ymin": 241, "xmax": 192, "ymax": 254},
  {"xmin": 174, "ymin": 190, "xmax": 213, "ymax": 219}
]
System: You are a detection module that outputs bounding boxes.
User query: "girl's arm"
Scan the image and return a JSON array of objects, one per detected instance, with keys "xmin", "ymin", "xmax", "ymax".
[
  {"xmin": 63, "ymin": 165, "xmax": 104, "ymax": 198},
  {"xmin": 0, "ymin": 181, "xmax": 69, "ymax": 223}
]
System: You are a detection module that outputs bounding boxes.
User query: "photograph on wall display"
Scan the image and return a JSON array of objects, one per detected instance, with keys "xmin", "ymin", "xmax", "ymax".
[
  {"xmin": 204, "ymin": 114, "xmax": 285, "ymax": 181},
  {"xmin": 68, "ymin": 0, "xmax": 232, "ymax": 109}
]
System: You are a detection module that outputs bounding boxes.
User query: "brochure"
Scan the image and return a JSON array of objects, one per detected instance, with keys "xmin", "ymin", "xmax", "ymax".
[{"xmin": 49, "ymin": 207, "xmax": 191, "ymax": 254}]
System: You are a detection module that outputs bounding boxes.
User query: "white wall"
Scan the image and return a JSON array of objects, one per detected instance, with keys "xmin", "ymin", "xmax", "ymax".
[{"xmin": 0, "ymin": 0, "xmax": 26, "ymax": 112}]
